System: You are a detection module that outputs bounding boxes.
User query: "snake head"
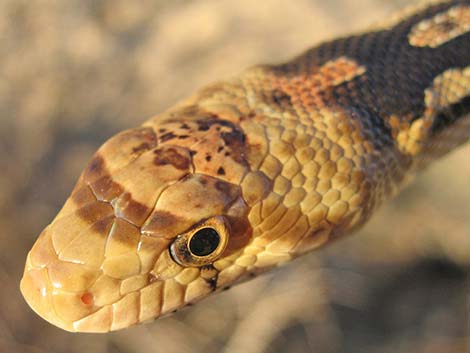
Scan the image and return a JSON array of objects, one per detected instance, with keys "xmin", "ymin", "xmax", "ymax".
[
  {"xmin": 21, "ymin": 88, "xmax": 374, "ymax": 332},
  {"xmin": 20, "ymin": 110, "xmax": 264, "ymax": 332}
]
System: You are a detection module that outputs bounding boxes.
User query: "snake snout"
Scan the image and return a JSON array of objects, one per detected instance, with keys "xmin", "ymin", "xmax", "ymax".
[{"xmin": 20, "ymin": 265, "xmax": 100, "ymax": 332}]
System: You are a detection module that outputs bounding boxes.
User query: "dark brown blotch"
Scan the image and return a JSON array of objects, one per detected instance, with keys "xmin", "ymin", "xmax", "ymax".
[
  {"xmin": 217, "ymin": 167, "xmax": 225, "ymax": 175},
  {"xmin": 205, "ymin": 276, "xmax": 218, "ymax": 291},
  {"xmin": 153, "ymin": 147, "xmax": 191, "ymax": 170},
  {"xmin": 271, "ymin": 88, "xmax": 292, "ymax": 107},
  {"xmin": 132, "ymin": 142, "xmax": 152, "ymax": 154},
  {"xmin": 214, "ymin": 180, "xmax": 232, "ymax": 195},
  {"xmin": 89, "ymin": 175, "xmax": 124, "ymax": 202},
  {"xmin": 148, "ymin": 273, "xmax": 158, "ymax": 283},
  {"xmin": 84, "ymin": 155, "xmax": 106, "ymax": 182},
  {"xmin": 195, "ymin": 116, "xmax": 233, "ymax": 132},
  {"xmin": 76, "ymin": 201, "xmax": 114, "ymax": 225},
  {"xmin": 90, "ymin": 215, "xmax": 114, "ymax": 236},
  {"xmin": 221, "ymin": 129, "xmax": 246, "ymax": 164},
  {"xmin": 142, "ymin": 210, "xmax": 181, "ymax": 236},
  {"xmin": 247, "ymin": 111, "xmax": 257, "ymax": 119},
  {"xmin": 138, "ymin": 127, "xmax": 158, "ymax": 140},
  {"xmin": 197, "ymin": 121, "xmax": 212, "ymax": 131},
  {"xmin": 223, "ymin": 215, "xmax": 252, "ymax": 255},
  {"xmin": 200, "ymin": 264, "xmax": 215, "ymax": 271},
  {"xmin": 113, "ymin": 192, "xmax": 151, "ymax": 227},
  {"xmin": 160, "ymin": 132, "xmax": 178, "ymax": 143},
  {"xmin": 129, "ymin": 127, "xmax": 158, "ymax": 154},
  {"xmin": 71, "ymin": 185, "xmax": 96, "ymax": 207},
  {"xmin": 200, "ymin": 265, "xmax": 218, "ymax": 291}
]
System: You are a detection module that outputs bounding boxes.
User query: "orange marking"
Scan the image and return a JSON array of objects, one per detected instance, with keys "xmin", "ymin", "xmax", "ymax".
[
  {"xmin": 286, "ymin": 57, "xmax": 366, "ymax": 90},
  {"xmin": 80, "ymin": 292, "xmax": 94, "ymax": 306},
  {"xmin": 275, "ymin": 57, "xmax": 366, "ymax": 109}
]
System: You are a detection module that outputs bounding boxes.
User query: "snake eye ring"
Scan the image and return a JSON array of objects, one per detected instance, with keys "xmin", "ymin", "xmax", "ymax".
[{"xmin": 170, "ymin": 216, "xmax": 229, "ymax": 267}]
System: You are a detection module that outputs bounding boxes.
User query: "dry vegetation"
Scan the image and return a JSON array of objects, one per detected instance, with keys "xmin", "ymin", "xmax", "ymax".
[{"xmin": 0, "ymin": 1, "xmax": 468, "ymax": 352}]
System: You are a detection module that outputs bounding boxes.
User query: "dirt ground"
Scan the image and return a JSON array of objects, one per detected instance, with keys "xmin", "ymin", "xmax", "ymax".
[{"xmin": 0, "ymin": 1, "xmax": 468, "ymax": 352}]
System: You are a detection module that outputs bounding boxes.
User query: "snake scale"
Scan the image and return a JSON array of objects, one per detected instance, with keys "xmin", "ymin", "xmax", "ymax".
[{"xmin": 20, "ymin": 0, "xmax": 470, "ymax": 332}]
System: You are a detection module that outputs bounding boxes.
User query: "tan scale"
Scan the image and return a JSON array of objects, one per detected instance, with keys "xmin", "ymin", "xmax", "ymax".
[
  {"xmin": 395, "ymin": 66, "xmax": 470, "ymax": 156},
  {"xmin": 409, "ymin": 4, "xmax": 470, "ymax": 47}
]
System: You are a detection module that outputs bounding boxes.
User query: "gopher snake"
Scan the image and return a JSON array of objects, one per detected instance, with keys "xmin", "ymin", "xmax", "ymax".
[{"xmin": 20, "ymin": 0, "xmax": 470, "ymax": 332}]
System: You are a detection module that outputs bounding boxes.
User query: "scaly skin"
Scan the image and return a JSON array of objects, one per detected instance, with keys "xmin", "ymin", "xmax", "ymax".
[{"xmin": 20, "ymin": 0, "xmax": 470, "ymax": 332}]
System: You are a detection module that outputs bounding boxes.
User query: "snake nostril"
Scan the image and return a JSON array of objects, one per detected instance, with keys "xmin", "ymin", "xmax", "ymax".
[{"xmin": 80, "ymin": 292, "xmax": 94, "ymax": 306}]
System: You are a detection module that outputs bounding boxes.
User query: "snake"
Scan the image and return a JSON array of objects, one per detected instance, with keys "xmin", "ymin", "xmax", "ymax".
[{"xmin": 20, "ymin": 0, "xmax": 470, "ymax": 332}]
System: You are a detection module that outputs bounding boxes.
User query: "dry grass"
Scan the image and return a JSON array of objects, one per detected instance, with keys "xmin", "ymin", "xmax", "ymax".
[{"xmin": 0, "ymin": 1, "xmax": 468, "ymax": 352}]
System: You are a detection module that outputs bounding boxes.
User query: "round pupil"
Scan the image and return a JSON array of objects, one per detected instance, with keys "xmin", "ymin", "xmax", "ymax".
[{"xmin": 189, "ymin": 228, "xmax": 220, "ymax": 256}]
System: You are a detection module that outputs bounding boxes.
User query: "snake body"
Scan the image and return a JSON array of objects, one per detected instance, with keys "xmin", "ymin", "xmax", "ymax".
[{"xmin": 21, "ymin": 1, "xmax": 470, "ymax": 332}]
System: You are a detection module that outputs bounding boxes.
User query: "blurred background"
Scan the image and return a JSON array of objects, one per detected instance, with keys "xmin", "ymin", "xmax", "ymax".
[{"xmin": 0, "ymin": 0, "xmax": 468, "ymax": 352}]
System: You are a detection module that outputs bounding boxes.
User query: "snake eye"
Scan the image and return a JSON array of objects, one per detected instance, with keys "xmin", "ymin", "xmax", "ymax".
[
  {"xmin": 189, "ymin": 228, "xmax": 220, "ymax": 256},
  {"xmin": 170, "ymin": 216, "xmax": 229, "ymax": 267}
]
